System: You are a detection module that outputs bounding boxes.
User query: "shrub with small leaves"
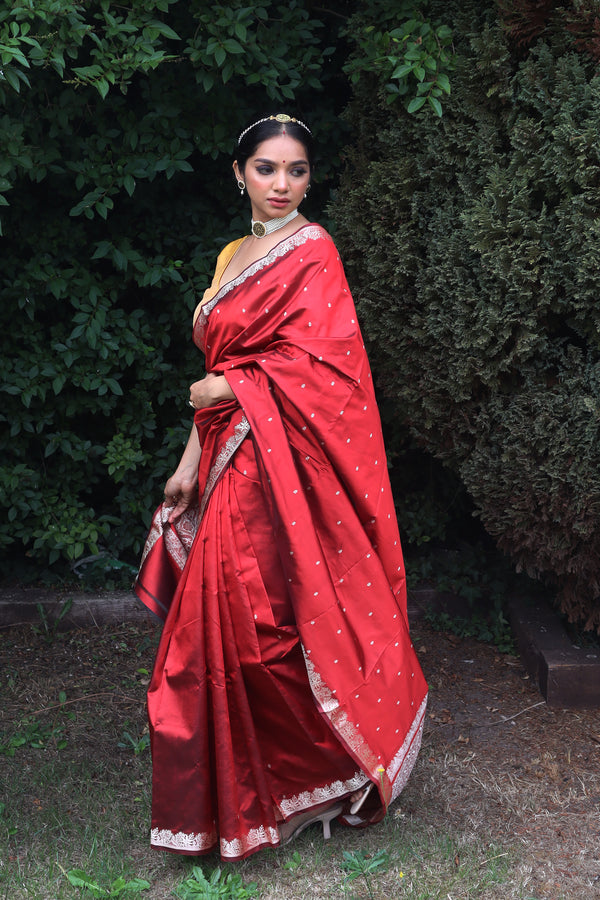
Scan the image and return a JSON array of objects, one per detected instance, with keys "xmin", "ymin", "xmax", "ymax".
[{"xmin": 335, "ymin": 0, "xmax": 600, "ymax": 631}]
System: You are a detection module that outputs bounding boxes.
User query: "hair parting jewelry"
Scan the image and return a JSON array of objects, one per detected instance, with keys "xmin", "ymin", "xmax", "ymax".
[{"xmin": 238, "ymin": 113, "xmax": 311, "ymax": 145}]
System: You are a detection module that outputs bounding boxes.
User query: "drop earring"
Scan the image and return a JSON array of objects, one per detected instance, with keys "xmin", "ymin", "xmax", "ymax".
[
  {"xmin": 304, "ymin": 184, "xmax": 311, "ymax": 198},
  {"xmin": 237, "ymin": 179, "xmax": 245, "ymax": 196}
]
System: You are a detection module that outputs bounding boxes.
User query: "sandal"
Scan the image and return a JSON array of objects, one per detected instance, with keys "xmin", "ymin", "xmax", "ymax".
[{"xmin": 279, "ymin": 802, "xmax": 344, "ymax": 846}]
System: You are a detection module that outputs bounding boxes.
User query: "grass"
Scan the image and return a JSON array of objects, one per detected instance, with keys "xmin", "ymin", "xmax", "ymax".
[{"xmin": 0, "ymin": 620, "xmax": 595, "ymax": 899}]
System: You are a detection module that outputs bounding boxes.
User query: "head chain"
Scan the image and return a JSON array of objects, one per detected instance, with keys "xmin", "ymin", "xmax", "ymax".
[{"xmin": 238, "ymin": 113, "xmax": 312, "ymax": 145}]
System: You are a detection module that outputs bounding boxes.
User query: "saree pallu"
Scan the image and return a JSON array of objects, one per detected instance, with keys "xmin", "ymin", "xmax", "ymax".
[{"xmin": 135, "ymin": 224, "xmax": 428, "ymax": 860}]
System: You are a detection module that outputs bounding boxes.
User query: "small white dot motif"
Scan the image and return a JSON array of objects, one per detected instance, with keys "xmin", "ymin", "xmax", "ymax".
[
  {"xmin": 304, "ymin": 287, "xmax": 308, "ymax": 292},
  {"xmin": 239, "ymin": 379, "xmax": 244, "ymax": 383},
  {"xmin": 337, "ymin": 629, "xmax": 342, "ymax": 634},
  {"xmin": 336, "ymin": 520, "xmax": 341, "ymax": 525},
  {"xmin": 377, "ymin": 698, "xmax": 381, "ymax": 703},
  {"xmin": 301, "ymin": 383, "xmax": 306, "ymax": 388},
  {"xmin": 242, "ymin": 308, "xmax": 246, "ymax": 312},
  {"xmin": 334, "ymin": 659, "xmax": 338, "ymax": 664},
  {"xmin": 268, "ymin": 417, "xmax": 272, "ymax": 421},
  {"xmin": 257, "ymin": 280, "xmax": 260, "ymax": 284},
  {"xmin": 291, "ymin": 520, "xmax": 296, "ymax": 525},
  {"xmin": 265, "ymin": 308, "xmax": 269, "ymax": 313},
  {"xmin": 308, "ymin": 321, "xmax": 312, "ymax": 326},
  {"xmin": 311, "ymin": 413, "xmax": 315, "ymax": 418},
  {"xmin": 324, "ymin": 268, "xmax": 327, "ymax": 272},
  {"xmin": 267, "ymin": 448, "xmax": 272, "ymax": 453},
  {"xmin": 331, "ymin": 381, "xmax": 335, "ymax": 386},
  {"xmin": 368, "ymin": 611, "xmax": 373, "ymax": 616},
  {"xmin": 314, "ymin": 591, "xmax": 319, "ymax": 597},
  {"xmin": 243, "ymin": 470, "xmax": 247, "ymax": 475}
]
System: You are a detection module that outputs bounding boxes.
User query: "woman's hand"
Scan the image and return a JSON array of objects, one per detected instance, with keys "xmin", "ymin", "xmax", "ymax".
[
  {"xmin": 189, "ymin": 372, "xmax": 235, "ymax": 410},
  {"xmin": 164, "ymin": 466, "xmax": 198, "ymax": 523}
]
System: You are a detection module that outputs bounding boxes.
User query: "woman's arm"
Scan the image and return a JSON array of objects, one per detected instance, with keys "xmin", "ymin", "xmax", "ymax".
[
  {"xmin": 164, "ymin": 374, "xmax": 236, "ymax": 523},
  {"xmin": 164, "ymin": 425, "xmax": 201, "ymax": 523}
]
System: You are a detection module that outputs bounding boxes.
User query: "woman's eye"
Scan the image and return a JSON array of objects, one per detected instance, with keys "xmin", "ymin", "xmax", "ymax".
[
  {"xmin": 256, "ymin": 166, "xmax": 273, "ymax": 175},
  {"xmin": 291, "ymin": 168, "xmax": 308, "ymax": 177}
]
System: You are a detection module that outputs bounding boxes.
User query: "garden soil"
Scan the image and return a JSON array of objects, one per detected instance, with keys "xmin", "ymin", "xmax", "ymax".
[{"xmin": 0, "ymin": 609, "xmax": 598, "ymax": 898}]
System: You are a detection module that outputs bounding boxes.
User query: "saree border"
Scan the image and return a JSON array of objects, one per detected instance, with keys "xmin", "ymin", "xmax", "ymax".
[{"xmin": 197, "ymin": 225, "xmax": 327, "ymax": 330}]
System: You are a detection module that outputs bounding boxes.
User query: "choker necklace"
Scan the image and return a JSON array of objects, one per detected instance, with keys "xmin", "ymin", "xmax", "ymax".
[{"xmin": 251, "ymin": 208, "xmax": 298, "ymax": 238}]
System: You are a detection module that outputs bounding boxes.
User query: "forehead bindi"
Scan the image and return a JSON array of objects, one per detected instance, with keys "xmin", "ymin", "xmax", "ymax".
[{"xmin": 252, "ymin": 134, "xmax": 308, "ymax": 165}]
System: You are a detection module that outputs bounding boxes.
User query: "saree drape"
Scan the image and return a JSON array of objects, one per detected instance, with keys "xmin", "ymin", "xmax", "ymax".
[{"xmin": 135, "ymin": 224, "xmax": 428, "ymax": 860}]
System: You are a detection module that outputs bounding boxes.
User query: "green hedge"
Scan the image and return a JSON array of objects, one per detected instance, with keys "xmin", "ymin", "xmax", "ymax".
[{"xmin": 335, "ymin": 0, "xmax": 600, "ymax": 631}]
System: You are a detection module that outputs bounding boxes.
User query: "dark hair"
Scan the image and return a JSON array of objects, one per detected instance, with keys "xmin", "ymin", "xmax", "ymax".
[{"xmin": 235, "ymin": 113, "xmax": 315, "ymax": 173}]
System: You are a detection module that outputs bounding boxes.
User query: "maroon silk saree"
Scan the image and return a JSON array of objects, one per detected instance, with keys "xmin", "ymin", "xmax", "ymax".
[{"xmin": 135, "ymin": 225, "xmax": 428, "ymax": 859}]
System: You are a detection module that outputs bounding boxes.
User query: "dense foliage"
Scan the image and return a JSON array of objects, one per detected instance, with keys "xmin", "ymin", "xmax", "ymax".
[
  {"xmin": 0, "ymin": 0, "xmax": 452, "ymax": 583},
  {"xmin": 335, "ymin": 0, "xmax": 600, "ymax": 631}
]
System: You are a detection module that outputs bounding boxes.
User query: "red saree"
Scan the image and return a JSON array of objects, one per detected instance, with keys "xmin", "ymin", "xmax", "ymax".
[{"xmin": 135, "ymin": 224, "xmax": 428, "ymax": 860}]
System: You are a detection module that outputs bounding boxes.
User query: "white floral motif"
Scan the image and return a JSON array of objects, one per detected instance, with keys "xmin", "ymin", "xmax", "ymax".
[
  {"xmin": 138, "ymin": 504, "xmax": 199, "ymax": 572},
  {"xmin": 198, "ymin": 416, "xmax": 251, "ymax": 520},
  {"xmin": 278, "ymin": 770, "xmax": 367, "ymax": 818},
  {"xmin": 151, "ymin": 824, "xmax": 280, "ymax": 857}
]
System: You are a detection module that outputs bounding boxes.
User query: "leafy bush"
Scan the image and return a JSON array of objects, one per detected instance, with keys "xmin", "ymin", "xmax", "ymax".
[
  {"xmin": 335, "ymin": 0, "xmax": 600, "ymax": 631},
  {"xmin": 0, "ymin": 0, "xmax": 341, "ymax": 579}
]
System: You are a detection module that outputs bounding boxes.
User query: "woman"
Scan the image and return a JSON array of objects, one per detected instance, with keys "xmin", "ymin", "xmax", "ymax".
[{"xmin": 135, "ymin": 113, "xmax": 428, "ymax": 860}]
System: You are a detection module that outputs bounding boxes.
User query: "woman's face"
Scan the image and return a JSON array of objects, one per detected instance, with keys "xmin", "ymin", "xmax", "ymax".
[{"xmin": 234, "ymin": 134, "xmax": 310, "ymax": 224}]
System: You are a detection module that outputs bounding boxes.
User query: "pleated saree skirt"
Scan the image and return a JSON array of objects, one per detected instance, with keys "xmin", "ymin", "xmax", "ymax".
[{"xmin": 147, "ymin": 435, "xmax": 366, "ymax": 860}]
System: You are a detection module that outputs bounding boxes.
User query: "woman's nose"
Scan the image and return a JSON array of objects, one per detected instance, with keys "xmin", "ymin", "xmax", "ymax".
[{"xmin": 274, "ymin": 169, "xmax": 288, "ymax": 191}]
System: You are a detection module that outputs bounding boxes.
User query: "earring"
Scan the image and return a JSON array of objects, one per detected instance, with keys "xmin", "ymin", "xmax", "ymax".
[
  {"xmin": 304, "ymin": 184, "xmax": 311, "ymax": 198},
  {"xmin": 237, "ymin": 179, "xmax": 245, "ymax": 196}
]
